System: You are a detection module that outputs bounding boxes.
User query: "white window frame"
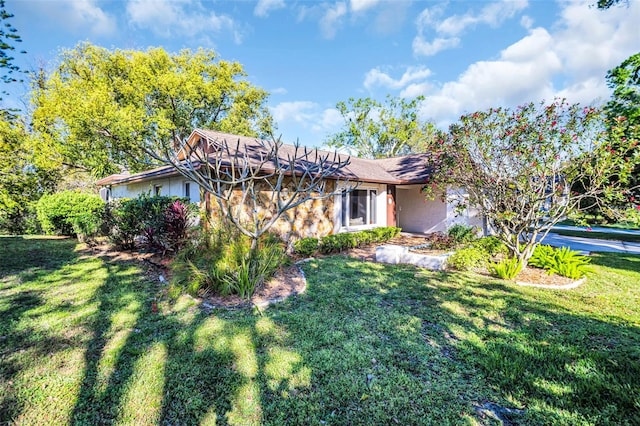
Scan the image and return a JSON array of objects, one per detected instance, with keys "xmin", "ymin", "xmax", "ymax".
[
  {"xmin": 340, "ymin": 185, "xmax": 378, "ymax": 230},
  {"xmin": 154, "ymin": 185, "xmax": 162, "ymax": 196},
  {"xmin": 184, "ymin": 181, "xmax": 191, "ymax": 199}
]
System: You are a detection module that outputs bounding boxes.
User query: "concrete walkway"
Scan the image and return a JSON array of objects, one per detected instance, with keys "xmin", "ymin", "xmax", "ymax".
[{"xmin": 540, "ymin": 232, "xmax": 640, "ymax": 254}]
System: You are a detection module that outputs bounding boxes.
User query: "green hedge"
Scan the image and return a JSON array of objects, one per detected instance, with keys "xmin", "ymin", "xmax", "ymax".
[
  {"xmin": 319, "ymin": 227, "xmax": 401, "ymax": 254},
  {"xmin": 36, "ymin": 191, "xmax": 105, "ymax": 238}
]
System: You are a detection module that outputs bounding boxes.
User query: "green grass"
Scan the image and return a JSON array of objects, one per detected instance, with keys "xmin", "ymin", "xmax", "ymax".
[
  {"xmin": 553, "ymin": 229, "xmax": 640, "ymax": 243},
  {"xmin": 1, "ymin": 236, "xmax": 639, "ymax": 425},
  {"xmin": 559, "ymin": 218, "xmax": 640, "ymax": 230}
]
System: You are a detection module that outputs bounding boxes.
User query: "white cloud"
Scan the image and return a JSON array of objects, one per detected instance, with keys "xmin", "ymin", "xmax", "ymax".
[
  {"xmin": 415, "ymin": 0, "xmax": 640, "ymax": 128},
  {"xmin": 436, "ymin": 0, "xmax": 528, "ymax": 36},
  {"xmin": 271, "ymin": 101, "xmax": 318, "ymax": 124},
  {"xmin": 126, "ymin": 0, "xmax": 243, "ymax": 42},
  {"xmin": 271, "ymin": 87, "xmax": 288, "ymax": 95},
  {"xmin": 254, "ymin": 0, "xmax": 286, "ymax": 17},
  {"xmin": 70, "ymin": 0, "xmax": 116, "ymax": 35},
  {"xmin": 31, "ymin": 0, "xmax": 116, "ymax": 36},
  {"xmin": 364, "ymin": 66, "xmax": 432, "ymax": 91},
  {"xmin": 412, "ymin": 36, "xmax": 460, "ymax": 57},
  {"xmin": 520, "ymin": 15, "xmax": 533, "ymax": 29},
  {"xmin": 320, "ymin": 2, "xmax": 348, "ymax": 39},
  {"xmin": 271, "ymin": 102, "xmax": 343, "ymax": 138},
  {"xmin": 312, "ymin": 108, "xmax": 344, "ymax": 132},
  {"xmin": 413, "ymin": 0, "xmax": 528, "ymax": 57},
  {"xmin": 350, "ymin": 0, "xmax": 380, "ymax": 13}
]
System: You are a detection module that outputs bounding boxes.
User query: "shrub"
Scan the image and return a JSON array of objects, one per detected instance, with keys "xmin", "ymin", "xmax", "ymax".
[
  {"xmin": 105, "ymin": 194, "xmax": 191, "ymax": 251},
  {"xmin": 427, "ymin": 233, "xmax": 456, "ymax": 250},
  {"xmin": 170, "ymin": 225, "xmax": 287, "ymax": 299},
  {"xmin": 447, "ymin": 246, "xmax": 487, "ymax": 271},
  {"xmin": 319, "ymin": 233, "xmax": 357, "ymax": 254},
  {"xmin": 447, "ymin": 224, "xmax": 478, "ymax": 245},
  {"xmin": 294, "ymin": 237, "xmax": 319, "ymax": 257},
  {"xmin": 529, "ymin": 245, "xmax": 590, "ymax": 279},
  {"xmin": 471, "ymin": 236, "xmax": 508, "ymax": 256},
  {"xmin": 36, "ymin": 191, "xmax": 105, "ymax": 238},
  {"xmin": 164, "ymin": 200, "xmax": 191, "ymax": 252},
  {"xmin": 491, "ymin": 257, "xmax": 523, "ymax": 280}
]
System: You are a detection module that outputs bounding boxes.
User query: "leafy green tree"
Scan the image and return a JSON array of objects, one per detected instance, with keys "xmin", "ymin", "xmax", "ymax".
[
  {"xmin": 429, "ymin": 100, "xmax": 639, "ymax": 265},
  {"xmin": 0, "ymin": 117, "xmax": 59, "ymax": 233},
  {"xmin": 603, "ymin": 52, "xmax": 640, "ymax": 208},
  {"xmin": 326, "ymin": 95, "xmax": 441, "ymax": 158},
  {"xmin": 32, "ymin": 43, "xmax": 274, "ymax": 177}
]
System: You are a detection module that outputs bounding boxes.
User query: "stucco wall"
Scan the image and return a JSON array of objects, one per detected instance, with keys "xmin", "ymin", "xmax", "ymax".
[
  {"xmin": 110, "ymin": 176, "xmax": 201, "ymax": 204},
  {"xmin": 396, "ymin": 185, "xmax": 447, "ymax": 233}
]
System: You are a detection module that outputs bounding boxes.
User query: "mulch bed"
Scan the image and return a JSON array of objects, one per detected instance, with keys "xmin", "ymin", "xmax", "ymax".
[{"xmin": 82, "ymin": 236, "xmax": 582, "ymax": 313}]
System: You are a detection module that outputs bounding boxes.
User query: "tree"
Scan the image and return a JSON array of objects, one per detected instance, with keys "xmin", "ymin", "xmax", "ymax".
[
  {"xmin": 326, "ymin": 95, "xmax": 441, "ymax": 159},
  {"xmin": 0, "ymin": 116, "xmax": 59, "ymax": 233},
  {"xmin": 430, "ymin": 100, "xmax": 639, "ymax": 265},
  {"xmin": 601, "ymin": 52, "xmax": 640, "ymax": 209},
  {"xmin": 153, "ymin": 132, "xmax": 352, "ymax": 251},
  {"xmin": 0, "ymin": 0, "xmax": 24, "ymax": 100},
  {"xmin": 596, "ymin": 0, "xmax": 628, "ymax": 9},
  {"xmin": 32, "ymin": 43, "xmax": 274, "ymax": 177}
]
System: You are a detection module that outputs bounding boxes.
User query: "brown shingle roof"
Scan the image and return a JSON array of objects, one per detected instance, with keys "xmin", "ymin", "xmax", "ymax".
[{"xmin": 98, "ymin": 129, "xmax": 434, "ymax": 186}]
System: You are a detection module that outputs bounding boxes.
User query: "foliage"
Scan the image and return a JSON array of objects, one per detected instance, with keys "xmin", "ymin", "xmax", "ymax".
[
  {"xmin": 603, "ymin": 52, "xmax": 640, "ymax": 208},
  {"xmin": 4, "ymin": 237, "xmax": 640, "ymax": 424},
  {"xmin": 319, "ymin": 233, "xmax": 357, "ymax": 254},
  {"xmin": 35, "ymin": 190, "xmax": 104, "ymax": 237},
  {"xmin": 0, "ymin": 115, "xmax": 59, "ymax": 234},
  {"xmin": 470, "ymin": 236, "xmax": 508, "ymax": 256},
  {"xmin": 0, "ymin": 0, "xmax": 25, "ymax": 98},
  {"xmin": 294, "ymin": 237, "xmax": 319, "ymax": 257},
  {"xmin": 447, "ymin": 224, "xmax": 478, "ymax": 245},
  {"xmin": 429, "ymin": 99, "xmax": 640, "ymax": 264},
  {"xmin": 163, "ymin": 200, "xmax": 191, "ymax": 252},
  {"xmin": 32, "ymin": 43, "xmax": 274, "ymax": 177},
  {"xmin": 426, "ymin": 233, "xmax": 456, "ymax": 250},
  {"xmin": 447, "ymin": 246, "xmax": 487, "ymax": 271},
  {"xmin": 491, "ymin": 257, "xmax": 523, "ymax": 280},
  {"xmin": 170, "ymin": 225, "xmax": 286, "ymax": 299},
  {"xmin": 105, "ymin": 194, "xmax": 192, "ymax": 251},
  {"xmin": 317, "ymin": 227, "xmax": 401, "ymax": 254},
  {"xmin": 326, "ymin": 95, "xmax": 443, "ymax": 158},
  {"xmin": 529, "ymin": 245, "xmax": 591, "ymax": 279}
]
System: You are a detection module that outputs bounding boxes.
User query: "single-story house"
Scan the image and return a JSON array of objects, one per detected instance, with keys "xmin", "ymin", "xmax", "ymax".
[{"xmin": 96, "ymin": 129, "xmax": 482, "ymax": 238}]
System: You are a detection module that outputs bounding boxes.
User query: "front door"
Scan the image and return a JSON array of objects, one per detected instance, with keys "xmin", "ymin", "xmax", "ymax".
[{"xmin": 387, "ymin": 185, "xmax": 396, "ymax": 227}]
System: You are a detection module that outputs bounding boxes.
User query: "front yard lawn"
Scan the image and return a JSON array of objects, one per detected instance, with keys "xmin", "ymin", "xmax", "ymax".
[{"xmin": 1, "ymin": 236, "xmax": 639, "ymax": 425}]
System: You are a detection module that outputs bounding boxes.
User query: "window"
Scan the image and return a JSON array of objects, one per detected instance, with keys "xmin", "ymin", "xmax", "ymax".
[
  {"xmin": 184, "ymin": 182, "xmax": 191, "ymax": 198},
  {"xmin": 154, "ymin": 185, "xmax": 162, "ymax": 196},
  {"xmin": 341, "ymin": 189, "xmax": 377, "ymax": 227}
]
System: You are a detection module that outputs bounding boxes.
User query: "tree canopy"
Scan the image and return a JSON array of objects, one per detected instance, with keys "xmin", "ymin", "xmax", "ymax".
[
  {"xmin": 32, "ymin": 43, "xmax": 274, "ymax": 177},
  {"xmin": 326, "ymin": 95, "xmax": 441, "ymax": 159},
  {"xmin": 429, "ymin": 100, "xmax": 639, "ymax": 264},
  {"xmin": 0, "ymin": 0, "xmax": 24, "ymax": 98}
]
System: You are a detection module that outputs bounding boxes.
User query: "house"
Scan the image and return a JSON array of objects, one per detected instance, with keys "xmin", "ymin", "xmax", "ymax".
[{"xmin": 96, "ymin": 129, "xmax": 482, "ymax": 238}]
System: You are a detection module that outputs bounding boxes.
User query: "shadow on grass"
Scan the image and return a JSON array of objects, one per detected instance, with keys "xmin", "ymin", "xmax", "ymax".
[
  {"xmin": 3, "ymin": 240, "xmax": 640, "ymax": 425},
  {"xmin": 314, "ymin": 257, "xmax": 640, "ymax": 424}
]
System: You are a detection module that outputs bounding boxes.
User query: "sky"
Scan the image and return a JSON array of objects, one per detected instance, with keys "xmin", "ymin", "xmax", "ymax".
[{"xmin": 6, "ymin": 0, "xmax": 640, "ymax": 148}]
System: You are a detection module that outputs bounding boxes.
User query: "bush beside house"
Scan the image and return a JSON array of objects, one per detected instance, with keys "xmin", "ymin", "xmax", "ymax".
[{"xmin": 36, "ymin": 191, "xmax": 105, "ymax": 239}]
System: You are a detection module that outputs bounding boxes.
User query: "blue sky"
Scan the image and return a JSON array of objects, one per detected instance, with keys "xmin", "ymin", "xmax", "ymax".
[{"xmin": 7, "ymin": 0, "xmax": 640, "ymax": 148}]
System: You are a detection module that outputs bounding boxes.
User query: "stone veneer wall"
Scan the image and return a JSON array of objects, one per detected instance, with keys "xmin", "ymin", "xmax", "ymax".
[{"xmin": 206, "ymin": 179, "xmax": 336, "ymax": 242}]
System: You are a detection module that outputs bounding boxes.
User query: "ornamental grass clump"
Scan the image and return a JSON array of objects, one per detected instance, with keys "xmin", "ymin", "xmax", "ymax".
[
  {"xmin": 529, "ymin": 245, "xmax": 591, "ymax": 279},
  {"xmin": 170, "ymin": 224, "xmax": 287, "ymax": 299}
]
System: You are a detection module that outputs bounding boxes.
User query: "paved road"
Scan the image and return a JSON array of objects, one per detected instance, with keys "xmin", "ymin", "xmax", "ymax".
[
  {"xmin": 552, "ymin": 224, "xmax": 640, "ymax": 236},
  {"xmin": 540, "ymin": 232, "xmax": 640, "ymax": 254}
]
